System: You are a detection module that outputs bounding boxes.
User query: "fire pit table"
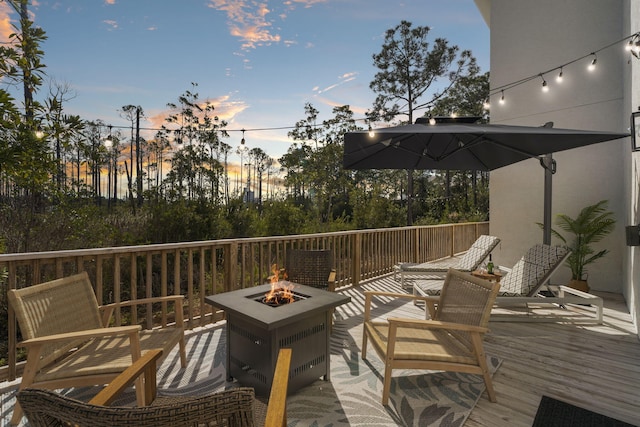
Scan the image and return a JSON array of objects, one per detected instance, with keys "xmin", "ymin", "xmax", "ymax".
[{"xmin": 205, "ymin": 281, "xmax": 350, "ymax": 396}]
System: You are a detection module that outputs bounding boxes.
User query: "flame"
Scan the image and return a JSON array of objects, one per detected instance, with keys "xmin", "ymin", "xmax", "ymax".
[{"xmin": 265, "ymin": 264, "xmax": 295, "ymax": 304}]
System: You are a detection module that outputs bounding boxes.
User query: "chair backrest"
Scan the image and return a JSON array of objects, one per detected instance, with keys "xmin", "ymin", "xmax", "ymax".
[
  {"xmin": 16, "ymin": 387, "xmax": 257, "ymax": 427},
  {"xmin": 285, "ymin": 249, "xmax": 333, "ymax": 290},
  {"xmin": 17, "ymin": 347, "xmax": 293, "ymax": 427},
  {"xmin": 8, "ymin": 271, "xmax": 103, "ymax": 367},
  {"xmin": 435, "ymin": 269, "xmax": 500, "ymax": 346},
  {"xmin": 498, "ymin": 244, "xmax": 570, "ymax": 297},
  {"xmin": 457, "ymin": 235, "xmax": 500, "ymax": 270}
]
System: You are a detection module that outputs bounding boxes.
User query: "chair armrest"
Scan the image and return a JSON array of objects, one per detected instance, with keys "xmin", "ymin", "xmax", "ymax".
[
  {"xmin": 101, "ymin": 295, "xmax": 184, "ymax": 309},
  {"xmin": 264, "ymin": 347, "xmax": 292, "ymax": 427},
  {"xmin": 364, "ymin": 290, "xmax": 439, "ymax": 302},
  {"xmin": 89, "ymin": 349, "xmax": 163, "ymax": 406},
  {"xmin": 387, "ymin": 317, "xmax": 488, "ymax": 334},
  {"xmin": 19, "ymin": 325, "xmax": 142, "ymax": 348},
  {"xmin": 363, "ymin": 291, "xmax": 439, "ymax": 321},
  {"xmin": 100, "ymin": 295, "xmax": 185, "ymax": 327}
]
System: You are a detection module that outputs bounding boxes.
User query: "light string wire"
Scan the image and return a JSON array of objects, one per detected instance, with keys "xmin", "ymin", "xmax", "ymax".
[
  {"xmin": 94, "ymin": 31, "xmax": 640, "ymax": 137},
  {"xmin": 487, "ymin": 31, "xmax": 640, "ymax": 104}
]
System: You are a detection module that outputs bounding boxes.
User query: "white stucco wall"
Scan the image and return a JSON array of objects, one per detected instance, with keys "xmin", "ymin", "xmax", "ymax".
[
  {"xmin": 624, "ymin": 0, "xmax": 640, "ymax": 335},
  {"xmin": 483, "ymin": 0, "xmax": 633, "ymax": 299}
]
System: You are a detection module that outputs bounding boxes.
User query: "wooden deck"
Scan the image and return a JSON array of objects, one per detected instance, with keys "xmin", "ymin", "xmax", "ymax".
[
  {"xmin": 348, "ymin": 274, "xmax": 640, "ymax": 426},
  {"xmin": 3, "ymin": 273, "xmax": 639, "ymax": 426},
  {"xmin": 469, "ymin": 288, "xmax": 640, "ymax": 427}
]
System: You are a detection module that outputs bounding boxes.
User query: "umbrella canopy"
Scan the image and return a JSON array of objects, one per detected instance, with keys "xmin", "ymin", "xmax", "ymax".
[
  {"xmin": 343, "ymin": 122, "xmax": 628, "ymax": 171},
  {"xmin": 343, "ymin": 122, "xmax": 629, "ymax": 242}
]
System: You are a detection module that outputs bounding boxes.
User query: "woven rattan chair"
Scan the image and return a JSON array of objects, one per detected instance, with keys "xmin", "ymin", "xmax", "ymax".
[
  {"xmin": 362, "ymin": 268, "xmax": 500, "ymax": 405},
  {"xmin": 284, "ymin": 249, "xmax": 336, "ymax": 292},
  {"xmin": 8, "ymin": 271, "xmax": 186, "ymax": 425},
  {"xmin": 17, "ymin": 347, "xmax": 292, "ymax": 427},
  {"xmin": 398, "ymin": 235, "xmax": 500, "ymax": 288}
]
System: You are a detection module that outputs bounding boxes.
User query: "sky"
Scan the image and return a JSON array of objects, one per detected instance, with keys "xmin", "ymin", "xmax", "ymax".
[{"xmin": 0, "ymin": 0, "xmax": 489, "ymax": 165}]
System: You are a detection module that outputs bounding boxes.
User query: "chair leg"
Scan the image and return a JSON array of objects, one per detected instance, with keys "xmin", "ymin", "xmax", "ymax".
[
  {"xmin": 361, "ymin": 329, "xmax": 368, "ymax": 360},
  {"xmin": 481, "ymin": 367, "xmax": 497, "ymax": 402},
  {"xmin": 473, "ymin": 335, "xmax": 497, "ymax": 403},
  {"xmin": 10, "ymin": 399, "xmax": 23, "ymax": 426},
  {"xmin": 11, "ymin": 351, "xmax": 41, "ymax": 425},
  {"xmin": 382, "ymin": 362, "xmax": 392, "ymax": 405}
]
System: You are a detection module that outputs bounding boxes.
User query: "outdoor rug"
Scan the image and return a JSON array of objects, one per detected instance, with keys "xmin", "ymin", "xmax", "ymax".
[
  {"xmin": 3, "ymin": 281, "xmax": 501, "ymax": 427},
  {"xmin": 532, "ymin": 395, "xmax": 638, "ymax": 427}
]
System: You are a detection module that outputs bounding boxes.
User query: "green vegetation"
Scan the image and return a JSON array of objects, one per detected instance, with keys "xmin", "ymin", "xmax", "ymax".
[
  {"xmin": 549, "ymin": 200, "xmax": 616, "ymax": 281},
  {"xmin": 0, "ymin": 8, "xmax": 489, "ymax": 254},
  {"xmin": 0, "ymin": 4, "xmax": 490, "ymax": 368}
]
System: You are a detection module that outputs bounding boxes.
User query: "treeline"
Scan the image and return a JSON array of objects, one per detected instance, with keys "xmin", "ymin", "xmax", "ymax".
[{"xmin": 0, "ymin": 6, "xmax": 490, "ymax": 254}]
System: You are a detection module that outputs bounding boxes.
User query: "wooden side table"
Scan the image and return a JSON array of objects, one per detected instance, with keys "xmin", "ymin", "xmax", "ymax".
[{"xmin": 471, "ymin": 270, "xmax": 502, "ymax": 283}]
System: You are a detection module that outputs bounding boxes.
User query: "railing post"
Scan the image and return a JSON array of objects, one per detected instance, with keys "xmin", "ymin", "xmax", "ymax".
[
  {"xmin": 412, "ymin": 226, "xmax": 419, "ymax": 263},
  {"xmin": 224, "ymin": 242, "xmax": 237, "ymax": 292},
  {"xmin": 450, "ymin": 225, "xmax": 455, "ymax": 257},
  {"xmin": 352, "ymin": 234, "xmax": 361, "ymax": 286},
  {"xmin": 8, "ymin": 262, "xmax": 16, "ymax": 381}
]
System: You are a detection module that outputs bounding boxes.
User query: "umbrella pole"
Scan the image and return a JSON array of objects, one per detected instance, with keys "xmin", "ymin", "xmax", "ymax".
[
  {"xmin": 407, "ymin": 170, "xmax": 414, "ymax": 226},
  {"xmin": 541, "ymin": 154, "xmax": 556, "ymax": 245}
]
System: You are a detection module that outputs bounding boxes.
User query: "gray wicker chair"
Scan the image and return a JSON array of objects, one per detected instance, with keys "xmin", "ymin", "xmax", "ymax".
[
  {"xmin": 17, "ymin": 348, "xmax": 292, "ymax": 427},
  {"xmin": 362, "ymin": 269, "xmax": 500, "ymax": 405},
  {"xmin": 284, "ymin": 249, "xmax": 336, "ymax": 292}
]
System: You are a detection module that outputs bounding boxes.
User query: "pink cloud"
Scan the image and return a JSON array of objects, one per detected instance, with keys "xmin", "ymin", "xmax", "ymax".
[{"xmin": 208, "ymin": 0, "xmax": 296, "ymax": 49}]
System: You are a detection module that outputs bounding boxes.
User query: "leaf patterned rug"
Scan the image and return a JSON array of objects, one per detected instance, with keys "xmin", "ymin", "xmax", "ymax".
[
  {"xmin": 287, "ymin": 310, "xmax": 501, "ymax": 427},
  {"xmin": 5, "ymin": 282, "xmax": 501, "ymax": 427}
]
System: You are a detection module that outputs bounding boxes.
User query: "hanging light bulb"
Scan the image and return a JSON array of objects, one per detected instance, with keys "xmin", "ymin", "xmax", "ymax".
[
  {"xmin": 483, "ymin": 99, "xmax": 490, "ymax": 110},
  {"xmin": 450, "ymin": 112, "xmax": 458, "ymax": 119},
  {"xmin": 105, "ymin": 125, "xmax": 113, "ymax": 147},
  {"xmin": 499, "ymin": 90, "xmax": 505, "ymax": 105},
  {"xmin": 428, "ymin": 115, "xmax": 436, "ymax": 125},
  {"xmin": 368, "ymin": 124, "xmax": 375, "ymax": 137},
  {"xmin": 556, "ymin": 67, "xmax": 564, "ymax": 83},
  {"xmin": 35, "ymin": 126, "xmax": 44, "ymax": 139},
  {"xmin": 626, "ymin": 39, "xmax": 634, "ymax": 51},
  {"xmin": 540, "ymin": 74, "xmax": 549, "ymax": 92},
  {"xmin": 588, "ymin": 53, "xmax": 597, "ymax": 71}
]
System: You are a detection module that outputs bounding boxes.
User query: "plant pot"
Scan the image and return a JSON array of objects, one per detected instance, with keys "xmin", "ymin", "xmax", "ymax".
[{"xmin": 567, "ymin": 279, "xmax": 590, "ymax": 293}]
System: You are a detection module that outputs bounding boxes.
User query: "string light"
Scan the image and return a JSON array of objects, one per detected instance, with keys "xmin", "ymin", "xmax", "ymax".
[
  {"xmin": 626, "ymin": 39, "xmax": 634, "ymax": 51},
  {"xmin": 490, "ymin": 31, "xmax": 638, "ymax": 105},
  {"xmin": 540, "ymin": 74, "xmax": 549, "ymax": 92},
  {"xmin": 428, "ymin": 115, "xmax": 436, "ymax": 125},
  {"xmin": 368, "ymin": 124, "xmax": 375, "ymax": 137},
  {"xmin": 588, "ymin": 53, "xmax": 597, "ymax": 71},
  {"xmin": 87, "ymin": 32, "xmax": 640, "ymax": 141}
]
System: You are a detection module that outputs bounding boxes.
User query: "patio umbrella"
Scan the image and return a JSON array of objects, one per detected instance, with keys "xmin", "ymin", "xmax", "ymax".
[{"xmin": 343, "ymin": 122, "xmax": 629, "ymax": 243}]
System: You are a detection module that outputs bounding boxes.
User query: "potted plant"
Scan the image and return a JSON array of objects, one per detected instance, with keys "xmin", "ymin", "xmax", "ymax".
[{"xmin": 548, "ymin": 200, "xmax": 616, "ymax": 292}]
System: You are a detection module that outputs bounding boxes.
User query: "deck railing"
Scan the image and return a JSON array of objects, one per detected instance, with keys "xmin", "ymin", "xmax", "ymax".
[{"xmin": 0, "ymin": 222, "xmax": 488, "ymax": 382}]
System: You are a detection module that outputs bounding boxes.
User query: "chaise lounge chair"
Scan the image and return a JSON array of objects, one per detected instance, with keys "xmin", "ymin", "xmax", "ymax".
[
  {"xmin": 398, "ymin": 235, "xmax": 500, "ymax": 289},
  {"xmin": 413, "ymin": 243, "xmax": 603, "ymax": 324}
]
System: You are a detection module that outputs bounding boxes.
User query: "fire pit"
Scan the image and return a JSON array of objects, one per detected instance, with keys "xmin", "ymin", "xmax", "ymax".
[{"xmin": 205, "ymin": 281, "xmax": 350, "ymax": 396}]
